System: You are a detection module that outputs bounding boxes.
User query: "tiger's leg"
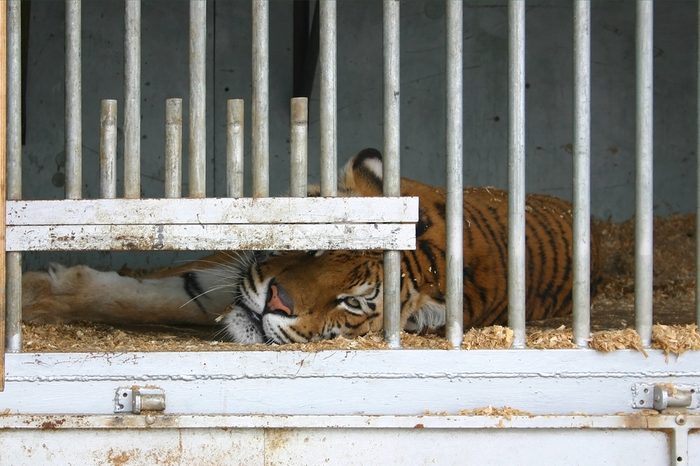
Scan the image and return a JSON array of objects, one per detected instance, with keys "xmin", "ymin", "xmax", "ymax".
[{"xmin": 21, "ymin": 253, "xmax": 250, "ymax": 327}]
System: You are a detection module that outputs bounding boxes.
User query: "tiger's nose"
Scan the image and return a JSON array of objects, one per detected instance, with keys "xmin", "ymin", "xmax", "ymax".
[{"xmin": 266, "ymin": 283, "xmax": 294, "ymax": 315}]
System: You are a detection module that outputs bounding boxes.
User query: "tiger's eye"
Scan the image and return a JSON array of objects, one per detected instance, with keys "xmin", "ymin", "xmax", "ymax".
[{"xmin": 344, "ymin": 297, "xmax": 361, "ymax": 309}]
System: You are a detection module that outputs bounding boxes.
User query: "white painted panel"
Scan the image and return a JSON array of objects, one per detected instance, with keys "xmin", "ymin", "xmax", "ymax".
[
  {"xmin": 0, "ymin": 426, "xmax": 673, "ymax": 466},
  {"xmin": 2, "ymin": 350, "xmax": 699, "ymax": 415},
  {"xmin": 690, "ymin": 430, "xmax": 699, "ymax": 464},
  {"xmin": 6, "ymin": 197, "xmax": 418, "ymax": 225},
  {"xmin": 260, "ymin": 428, "xmax": 670, "ymax": 466},
  {"xmin": 0, "ymin": 429, "xmax": 264, "ymax": 466},
  {"xmin": 6, "ymin": 223, "xmax": 415, "ymax": 251}
]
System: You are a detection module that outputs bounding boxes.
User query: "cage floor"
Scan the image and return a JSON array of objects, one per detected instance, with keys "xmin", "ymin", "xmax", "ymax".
[{"xmin": 21, "ymin": 214, "xmax": 700, "ymax": 354}]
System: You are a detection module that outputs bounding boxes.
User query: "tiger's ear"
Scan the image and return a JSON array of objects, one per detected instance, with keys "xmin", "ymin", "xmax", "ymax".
[{"xmin": 341, "ymin": 148, "xmax": 384, "ymax": 196}]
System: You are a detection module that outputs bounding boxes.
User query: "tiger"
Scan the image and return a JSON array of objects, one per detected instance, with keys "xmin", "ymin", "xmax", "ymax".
[{"xmin": 21, "ymin": 148, "xmax": 600, "ymax": 344}]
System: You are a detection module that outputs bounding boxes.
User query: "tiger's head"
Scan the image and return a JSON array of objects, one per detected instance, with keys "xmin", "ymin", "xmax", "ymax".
[{"xmin": 222, "ymin": 148, "xmax": 447, "ymax": 344}]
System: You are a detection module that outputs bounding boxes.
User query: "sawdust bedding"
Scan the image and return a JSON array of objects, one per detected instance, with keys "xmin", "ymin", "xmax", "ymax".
[{"xmin": 22, "ymin": 214, "xmax": 700, "ymax": 354}]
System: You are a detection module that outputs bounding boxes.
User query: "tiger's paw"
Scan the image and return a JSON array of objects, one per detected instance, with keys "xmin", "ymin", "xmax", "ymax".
[{"xmin": 22, "ymin": 263, "xmax": 116, "ymax": 323}]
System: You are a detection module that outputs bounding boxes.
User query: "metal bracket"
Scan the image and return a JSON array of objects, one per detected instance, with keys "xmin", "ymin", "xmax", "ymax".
[
  {"xmin": 114, "ymin": 386, "xmax": 166, "ymax": 414},
  {"xmin": 632, "ymin": 383, "xmax": 699, "ymax": 411}
]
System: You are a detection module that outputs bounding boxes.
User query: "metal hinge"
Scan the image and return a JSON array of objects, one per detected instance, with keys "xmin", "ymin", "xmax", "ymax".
[
  {"xmin": 114, "ymin": 386, "xmax": 166, "ymax": 414},
  {"xmin": 632, "ymin": 383, "xmax": 699, "ymax": 411}
]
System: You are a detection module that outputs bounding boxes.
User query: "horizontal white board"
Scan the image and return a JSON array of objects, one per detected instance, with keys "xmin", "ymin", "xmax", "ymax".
[
  {"xmin": 2, "ymin": 350, "xmax": 699, "ymax": 416},
  {"xmin": 6, "ymin": 197, "xmax": 419, "ymax": 225},
  {"xmin": 6, "ymin": 223, "xmax": 416, "ymax": 251}
]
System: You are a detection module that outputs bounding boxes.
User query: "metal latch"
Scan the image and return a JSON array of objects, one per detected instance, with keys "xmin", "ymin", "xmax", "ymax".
[
  {"xmin": 114, "ymin": 386, "xmax": 166, "ymax": 414},
  {"xmin": 632, "ymin": 383, "xmax": 699, "ymax": 410}
]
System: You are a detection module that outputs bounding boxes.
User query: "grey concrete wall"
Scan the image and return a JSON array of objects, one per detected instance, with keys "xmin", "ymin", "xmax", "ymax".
[{"xmin": 20, "ymin": 0, "xmax": 698, "ymax": 270}]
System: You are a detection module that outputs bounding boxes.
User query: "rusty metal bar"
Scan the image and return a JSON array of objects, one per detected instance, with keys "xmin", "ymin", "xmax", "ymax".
[
  {"xmin": 99, "ymin": 100, "xmax": 118, "ymax": 199},
  {"xmin": 573, "ymin": 0, "xmax": 591, "ymax": 347},
  {"xmin": 635, "ymin": 0, "xmax": 654, "ymax": 347},
  {"xmin": 508, "ymin": 0, "xmax": 526, "ymax": 348},
  {"xmin": 320, "ymin": 0, "xmax": 337, "ymax": 196},
  {"xmin": 290, "ymin": 97, "xmax": 308, "ymax": 198},
  {"xmin": 697, "ymin": 1, "xmax": 700, "ymax": 328},
  {"xmin": 383, "ymin": 0, "xmax": 401, "ymax": 349},
  {"xmin": 227, "ymin": 99, "xmax": 245, "ymax": 198},
  {"xmin": 445, "ymin": 0, "xmax": 464, "ymax": 349},
  {"xmin": 5, "ymin": 0, "xmax": 21, "ymax": 355},
  {"xmin": 188, "ymin": 0, "xmax": 207, "ymax": 198},
  {"xmin": 165, "ymin": 98, "xmax": 183, "ymax": 198},
  {"xmin": 65, "ymin": 0, "xmax": 82, "ymax": 199},
  {"xmin": 1, "ymin": 0, "xmax": 8, "ymax": 379},
  {"xmin": 189, "ymin": 0, "xmax": 206, "ymax": 198},
  {"xmin": 252, "ymin": 0, "xmax": 269, "ymax": 197},
  {"xmin": 124, "ymin": 0, "xmax": 141, "ymax": 199}
]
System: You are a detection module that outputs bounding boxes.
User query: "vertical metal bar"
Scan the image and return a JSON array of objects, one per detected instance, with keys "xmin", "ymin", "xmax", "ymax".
[
  {"xmin": 65, "ymin": 0, "xmax": 82, "ymax": 199},
  {"xmin": 99, "ymin": 100, "xmax": 118, "ymax": 199},
  {"xmin": 290, "ymin": 97, "xmax": 308, "ymax": 197},
  {"xmin": 5, "ymin": 0, "xmax": 22, "ymax": 355},
  {"xmin": 189, "ymin": 0, "xmax": 206, "ymax": 198},
  {"xmin": 320, "ymin": 0, "xmax": 337, "ymax": 196},
  {"xmin": 7, "ymin": 0, "xmax": 20, "ymax": 202},
  {"xmin": 383, "ymin": 0, "xmax": 401, "ymax": 348},
  {"xmin": 697, "ymin": 0, "xmax": 700, "ymax": 328},
  {"xmin": 227, "ymin": 99, "xmax": 245, "ymax": 198},
  {"xmin": 1, "ymin": 0, "xmax": 8, "ymax": 378},
  {"xmin": 508, "ymin": 0, "xmax": 526, "ymax": 348},
  {"xmin": 635, "ymin": 0, "xmax": 654, "ymax": 347},
  {"xmin": 124, "ymin": 0, "xmax": 141, "ymax": 199},
  {"xmin": 696, "ymin": 1, "xmax": 700, "ymax": 329},
  {"xmin": 165, "ymin": 98, "xmax": 183, "ymax": 198},
  {"xmin": 573, "ymin": 0, "xmax": 591, "ymax": 347},
  {"xmin": 252, "ymin": 0, "xmax": 269, "ymax": 197},
  {"xmin": 445, "ymin": 0, "xmax": 463, "ymax": 349}
]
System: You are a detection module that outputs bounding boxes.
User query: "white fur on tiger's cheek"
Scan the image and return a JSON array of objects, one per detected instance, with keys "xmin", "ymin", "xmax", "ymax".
[{"xmin": 222, "ymin": 306, "xmax": 265, "ymax": 344}]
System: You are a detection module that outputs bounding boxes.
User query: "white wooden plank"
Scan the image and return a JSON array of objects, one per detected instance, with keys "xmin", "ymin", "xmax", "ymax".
[
  {"xmin": 0, "ymin": 413, "xmax": 694, "ymax": 431},
  {"xmin": 0, "ymin": 419, "xmax": 677, "ymax": 466},
  {"xmin": 6, "ymin": 223, "xmax": 415, "ymax": 251},
  {"xmin": 6, "ymin": 197, "xmax": 418, "ymax": 226},
  {"xmin": 1, "ymin": 350, "xmax": 699, "ymax": 416}
]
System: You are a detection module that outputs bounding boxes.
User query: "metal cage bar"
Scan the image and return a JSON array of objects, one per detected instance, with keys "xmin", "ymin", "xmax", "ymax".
[
  {"xmin": 507, "ymin": 0, "xmax": 527, "ymax": 348},
  {"xmin": 189, "ymin": 0, "xmax": 207, "ymax": 198},
  {"xmin": 445, "ymin": 0, "xmax": 464, "ymax": 349},
  {"xmin": 573, "ymin": 0, "xmax": 592, "ymax": 347},
  {"xmin": 383, "ymin": 0, "xmax": 401, "ymax": 348},
  {"xmin": 5, "ymin": 0, "xmax": 21, "ymax": 354},
  {"xmin": 697, "ymin": 1, "xmax": 700, "ymax": 328},
  {"xmin": 124, "ymin": 0, "xmax": 141, "ymax": 199},
  {"xmin": 252, "ymin": 0, "xmax": 269, "ymax": 198},
  {"xmin": 227, "ymin": 99, "xmax": 245, "ymax": 198},
  {"xmin": 65, "ymin": 0, "xmax": 82, "ymax": 199},
  {"xmin": 635, "ymin": 0, "xmax": 654, "ymax": 347},
  {"xmin": 320, "ymin": 0, "xmax": 337, "ymax": 197},
  {"xmin": 99, "ymin": 100, "xmax": 118, "ymax": 199},
  {"xmin": 290, "ymin": 97, "xmax": 308, "ymax": 198},
  {"xmin": 0, "ymin": 0, "xmax": 8, "ymax": 383},
  {"xmin": 165, "ymin": 98, "xmax": 183, "ymax": 199}
]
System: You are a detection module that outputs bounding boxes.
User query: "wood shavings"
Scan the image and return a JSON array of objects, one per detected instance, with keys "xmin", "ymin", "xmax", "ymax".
[
  {"xmin": 462, "ymin": 325, "xmax": 514, "ymax": 349},
  {"xmin": 589, "ymin": 329, "xmax": 648, "ymax": 356},
  {"xmin": 526, "ymin": 325, "xmax": 576, "ymax": 349},
  {"xmin": 651, "ymin": 324, "xmax": 700, "ymax": 355},
  {"xmin": 457, "ymin": 406, "xmax": 532, "ymax": 419}
]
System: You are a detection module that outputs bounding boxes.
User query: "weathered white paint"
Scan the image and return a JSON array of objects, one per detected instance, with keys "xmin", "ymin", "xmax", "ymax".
[
  {"xmin": 6, "ymin": 197, "xmax": 418, "ymax": 225},
  {"xmin": 0, "ymin": 414, "xmax": 692, "ymax": 466},
  {"xmin": 6, "ymin": 223, "xmax": 415, "ymax": 251},
  {"xmin": 2, "ymin": 350, "xmax": 699, "ymax": 416}
]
